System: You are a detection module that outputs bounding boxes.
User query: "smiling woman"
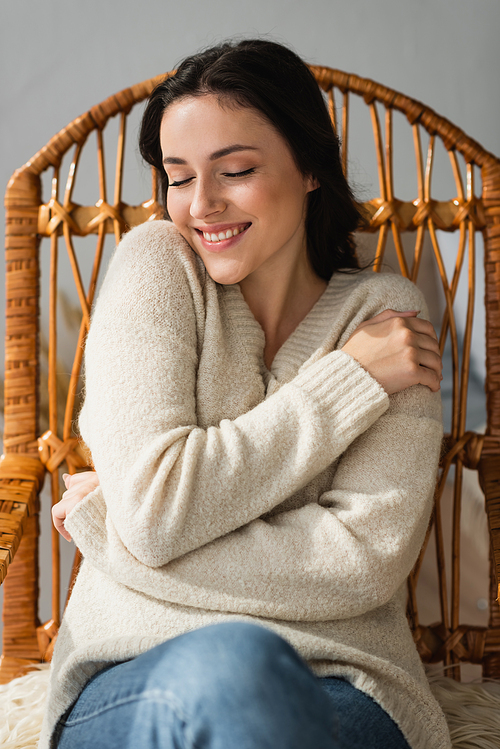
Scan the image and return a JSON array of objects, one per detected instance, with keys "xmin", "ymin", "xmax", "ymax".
[
  {"xmin": 160, "ymin": 96, "xmax": 317, "ymax": 284},
  {"xmin": 139, "ymin": 40, "xmax": 362, "ymax": 284},
  {"xmin": 45, "ymin": 39, "xmax": 448, "ymax": 749},
  {"xmin": 159, "ymin": 95, "xmax": 323, "ymax": 365}
]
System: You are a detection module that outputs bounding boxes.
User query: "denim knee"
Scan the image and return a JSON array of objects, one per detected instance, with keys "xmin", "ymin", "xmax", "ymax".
[
  {"xmin": 56, "ymin": 624, "xmax": 339, "ymax": 749},
  {"xmin": 179, "ymin": 621, "xmax": 295, "ymax": 664},
  {"xmin": 147, "ymin": 622, "xmax": 301, "ymax": 698}
]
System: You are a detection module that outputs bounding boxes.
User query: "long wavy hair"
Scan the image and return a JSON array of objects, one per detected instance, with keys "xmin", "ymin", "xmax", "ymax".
[{"xmin": 139, "ymin": 39, "xmax": 362, "ymax": 281}]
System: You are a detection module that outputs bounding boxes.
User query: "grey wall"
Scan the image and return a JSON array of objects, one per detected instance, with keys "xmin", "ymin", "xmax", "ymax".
[
  {"xmin": 1, "ymin": 0, "xmax": 499, "ymax": 641},
  {"xmin": 2, "ymin": 0, "xmax": 499, "ymax": 202}
]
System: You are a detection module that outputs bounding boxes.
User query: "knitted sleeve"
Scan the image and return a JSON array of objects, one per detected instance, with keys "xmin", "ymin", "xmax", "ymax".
[
  {"xmin": 67, "ymin": 221, "xmax": 388, "ymax": 567},
  {"xmin": 70, "ymin": 384, "xmax": 442, "ymax": 622}
]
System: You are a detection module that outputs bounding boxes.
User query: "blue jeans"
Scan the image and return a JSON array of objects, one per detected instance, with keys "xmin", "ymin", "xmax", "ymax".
[{"xmin": 54, "ymin": 622, "xmax": 410, "ymax": 749}]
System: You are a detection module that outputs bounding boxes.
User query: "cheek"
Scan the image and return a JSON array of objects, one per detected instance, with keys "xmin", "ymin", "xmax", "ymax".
[
  {"xmin": 165, "ymin": 192, "xmax": 186, "ymax": 227},
  {"xmin": 234, "ymin": 182, "xmax": 271, "ymax": 218},
  {"xmin": 165, "ymin": 194, "xmax": 196, "ymax": 249}
]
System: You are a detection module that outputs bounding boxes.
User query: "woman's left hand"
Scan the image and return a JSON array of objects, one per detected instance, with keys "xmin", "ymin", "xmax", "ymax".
[
  {"xmin": 341, "ymin": 309, "xmax": 442, "ymax": 395},
  {"xmin": 52, "ymin": 471, "xmax": 100, "ymax": 541}
]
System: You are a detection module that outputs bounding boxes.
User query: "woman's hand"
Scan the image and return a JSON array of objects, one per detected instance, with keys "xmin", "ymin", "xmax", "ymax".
[
  {"xmin": 341, "ymin": 309, "xmax": 442, "ymax": 395},
  {"xmin": 52, "ymin": 471, "xmax": 100, "ymax": 541}
]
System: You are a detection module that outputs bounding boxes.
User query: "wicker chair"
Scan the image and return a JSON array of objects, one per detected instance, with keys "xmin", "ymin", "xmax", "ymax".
[{"xmin": 1, "ymin": 65, "xmax": 500, "ymax": 701}]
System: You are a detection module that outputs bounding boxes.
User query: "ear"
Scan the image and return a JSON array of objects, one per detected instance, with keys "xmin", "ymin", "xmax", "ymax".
[{"xmin": 305, "ymin": 174, "xmax": 320, "ymax": 193}]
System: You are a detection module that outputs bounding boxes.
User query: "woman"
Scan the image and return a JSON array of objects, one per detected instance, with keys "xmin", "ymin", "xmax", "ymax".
[{"xmin": 46, "ymin": 39, "xmax": 449, "ymax": 749}]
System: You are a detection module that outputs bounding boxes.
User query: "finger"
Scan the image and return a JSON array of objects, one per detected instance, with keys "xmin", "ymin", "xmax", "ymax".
[
  {"xmin": 66, "ymin": 471, "xmax": 98, "ymax": 487},
  {"xmin": 52, "ymin": 497, "xmax": 79, "ymax": 541},
  {"xmin": 404, "ymin": 317, "xmax": 439, "ymax": 343},
  {"xmin": 57, "ymin": 524, "xmax": 72, "ymax": 543},
  {"xmin": 417, "ymin": 364, "xmax": 441, "ymax": 392},
  {"xmin": 377, "ymin": 309, "xmax": 419, "ymax": 319},
  {"xmin": 408, "ymin": 348, "xmax": 442, "ymax": 391},
  {"xmin": 59, "ymin": 527, "xmax": 72, "ymax": 542},
  {"xmin": 61, "ymin": 487, "xmax": 83, "ymax": 503},
  {"xmin": 361, "ymin": 309, "xmax": 419, "ymax": 327},
  {"xmin": 51, "ymin": 504, "xmax": 73, "ymax": 542},
  {"xmin": 64, "ymin": 473, "xmax": 99, "ymax": 495},
  {"xmin": 416, "ymin": 349, "xmax": 443, "ymax": 379},
  {"xmin": 398, "ymin": 323, "xmax": 441, "ymax": 355},
  {"xmin": 414, "ymin": 333, "xmax": 441, "ymax": 358},
  {"xmin": 61, "ymin": 483, "xmax": 95, "ymax": 504}
]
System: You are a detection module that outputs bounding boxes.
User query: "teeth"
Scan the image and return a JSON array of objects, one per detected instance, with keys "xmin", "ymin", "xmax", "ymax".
[{"xmin": 202, "ymin": 225, "xmax": 246, "ymax": 242}]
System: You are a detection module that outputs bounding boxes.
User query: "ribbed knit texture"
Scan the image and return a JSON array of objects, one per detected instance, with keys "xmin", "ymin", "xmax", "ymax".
[{"xmin": 39, "ymin": 221, "xmax": 450, "ymax": 749}]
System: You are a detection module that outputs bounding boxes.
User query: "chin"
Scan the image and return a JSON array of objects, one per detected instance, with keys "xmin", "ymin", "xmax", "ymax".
[
  {"xmin": 202, "ymin": 261, "xmax": 247, "ymax": 286},
  {"xmin": 207, "ymin": 271, "xmax": 244, "ymax": 286}
]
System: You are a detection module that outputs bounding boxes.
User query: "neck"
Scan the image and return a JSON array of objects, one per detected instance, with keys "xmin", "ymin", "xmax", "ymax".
[{"xmin": 239, "ymin": 253, "xmax": 327, "ymax": 369}]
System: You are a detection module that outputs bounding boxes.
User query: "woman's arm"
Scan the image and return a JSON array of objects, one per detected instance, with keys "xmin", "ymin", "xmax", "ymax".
[
  {"xmin": 64, "ymin": 383, "xmax": 441, "ymax": 622},
  {"xmin": 68, "ymin": 221, "xmax": 389, "ymax": 567}
]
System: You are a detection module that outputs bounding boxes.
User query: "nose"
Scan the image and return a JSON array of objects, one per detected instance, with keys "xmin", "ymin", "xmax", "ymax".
[{"xmin": 189, "ymin": 176, "xmax": 226, "ymax": 220}]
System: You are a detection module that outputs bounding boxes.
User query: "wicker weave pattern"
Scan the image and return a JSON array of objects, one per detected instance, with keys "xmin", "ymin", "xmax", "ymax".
[{"xmin": 2, "ymin": 66, "xmax": 500, "ymax": 683}]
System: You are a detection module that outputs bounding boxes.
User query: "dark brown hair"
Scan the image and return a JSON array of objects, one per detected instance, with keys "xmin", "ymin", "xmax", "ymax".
[{"xmin": 139, "ymin": 39, "xmax": 362, "ymax": 280}]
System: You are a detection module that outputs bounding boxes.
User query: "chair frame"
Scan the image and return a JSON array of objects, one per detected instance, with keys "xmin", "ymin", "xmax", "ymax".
[{"xmin": 1, "ymin": 65, "xmax": 500, "ymax": 683}]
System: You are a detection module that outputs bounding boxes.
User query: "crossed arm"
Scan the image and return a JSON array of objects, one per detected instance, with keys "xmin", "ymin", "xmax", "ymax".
[{"xmin": 58, "ymin": 386, "xmax": 441, "ymax": 622}]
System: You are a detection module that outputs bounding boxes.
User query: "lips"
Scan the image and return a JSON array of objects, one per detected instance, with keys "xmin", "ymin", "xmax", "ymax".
[{"xmin": 195, "ymin": 223, "xmax": 251, "ymax": 244}]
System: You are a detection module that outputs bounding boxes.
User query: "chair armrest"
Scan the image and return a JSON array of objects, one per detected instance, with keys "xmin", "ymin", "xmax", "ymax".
[
  {"xmin": 0, "ymin": 454, "xmax": 45, "ymax": 585},
  {"xmin": 478, "ymin": 455, "xmax": 500, "ymax": 600}
]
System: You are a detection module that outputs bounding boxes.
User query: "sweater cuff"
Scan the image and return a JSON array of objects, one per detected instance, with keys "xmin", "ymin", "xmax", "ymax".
[
  {"xmin": 293, "ymin": 349, "xmax": 389, "ymax": 440},
  {"xmin": 65, "ymin": 486, "xmax": 107, "ymax": 551}
]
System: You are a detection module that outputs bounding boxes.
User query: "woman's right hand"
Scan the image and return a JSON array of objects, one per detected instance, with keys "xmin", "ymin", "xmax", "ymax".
[
  {"xmin": 52, "ymin": 471, "xmax": 100, "ymax": 541},
  {"xmin": 341, "ymin": 309, "xmax": 442, "ymax": 396}
]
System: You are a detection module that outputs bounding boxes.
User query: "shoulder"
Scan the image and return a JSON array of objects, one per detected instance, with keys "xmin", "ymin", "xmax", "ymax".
[
  {"xmin": 91, "ymin": 221, "xmax": 209, "ymax": 328},
  {"xmin": 358, "ymin": 270, "xmax": 427, "ymax": 309},
  {"xmin": 109, "ymin": 220, "xmax": 205, "ymax": 283},
  {"xmin": 334, "ymin": 269, "xmax": 430, "ymax": 321}
]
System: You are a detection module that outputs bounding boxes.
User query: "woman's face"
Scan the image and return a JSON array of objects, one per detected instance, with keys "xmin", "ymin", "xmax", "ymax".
[{"xmin": 159, "ymin": 95, "xmax": 317, "ymax": 286}]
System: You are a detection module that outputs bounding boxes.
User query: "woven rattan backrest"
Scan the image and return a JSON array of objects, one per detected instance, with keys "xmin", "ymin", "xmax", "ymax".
[{"xmin": 2, "ymin": 66, "xmax": 500, "ymax": 682}]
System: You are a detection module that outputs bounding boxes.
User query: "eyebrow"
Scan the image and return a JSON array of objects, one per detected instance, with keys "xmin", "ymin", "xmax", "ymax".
[{"xmin": 162, "ymin": 144, "xmax": 259, "ymax": 165}]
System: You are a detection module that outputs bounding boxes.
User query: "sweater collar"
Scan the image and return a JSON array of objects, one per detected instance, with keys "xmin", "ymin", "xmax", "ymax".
[{"xmin": 222, "ymin": 272, "xmax": 361, "ymax": 386}]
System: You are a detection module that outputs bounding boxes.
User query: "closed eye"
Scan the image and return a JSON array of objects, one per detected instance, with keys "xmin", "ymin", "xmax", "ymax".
[
  {"xmin": 168, "ymin": 177, "xmax": 193, "ymax": 187},
  {"xmin": 223, "ymin": 168, "xmax": 256, "ymax": 178},
  {"xmin": 168, "ymin": 168, "xmax": 256, "ymax": 188}
]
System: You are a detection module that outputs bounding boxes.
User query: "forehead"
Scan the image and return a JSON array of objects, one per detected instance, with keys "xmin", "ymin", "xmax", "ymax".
[{"xmin": 159, "ymin": 94, "xmax": 280, "ymax": 151}]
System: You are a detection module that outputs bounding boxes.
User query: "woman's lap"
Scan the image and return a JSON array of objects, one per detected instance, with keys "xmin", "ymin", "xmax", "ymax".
[{"xmin": 54, "ymin": 622, "xmax": 410, "ymax": 749}]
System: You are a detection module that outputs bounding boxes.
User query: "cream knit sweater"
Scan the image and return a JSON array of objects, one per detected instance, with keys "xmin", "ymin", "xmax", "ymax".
[{"xmin": 40, "ymin": 221, "xmax": 450, "ymax": 749}]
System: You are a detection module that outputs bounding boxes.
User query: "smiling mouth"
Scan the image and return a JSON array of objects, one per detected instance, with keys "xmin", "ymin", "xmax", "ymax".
[{"xmin": 197, "ymin": 223, "xmax": 251, "ymax": 243}]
